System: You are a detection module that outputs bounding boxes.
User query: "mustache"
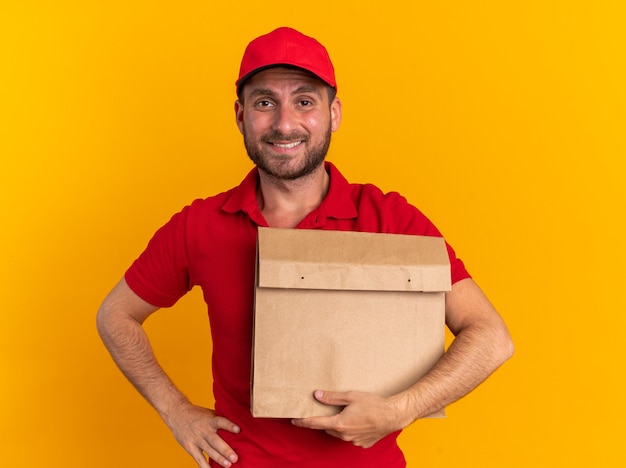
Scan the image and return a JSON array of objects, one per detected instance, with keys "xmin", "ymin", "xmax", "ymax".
[{"xmin": 261, "ymin": 131, "xmax": 309, "ymax": 143}]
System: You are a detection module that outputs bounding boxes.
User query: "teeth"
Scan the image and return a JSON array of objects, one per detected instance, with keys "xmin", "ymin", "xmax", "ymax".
[{"xmin": 273, "ymin": 141, "xmax": 301, "ymax": 149}]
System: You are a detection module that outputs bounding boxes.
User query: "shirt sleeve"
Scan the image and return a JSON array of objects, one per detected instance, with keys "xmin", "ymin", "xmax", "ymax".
[
  {"xmin": 444, "ymin": 241, "xmax": 471, "ymax": 285},
  {"xmin": 125, "ymin": 207, "xmax": 192, "ymax": 308}
]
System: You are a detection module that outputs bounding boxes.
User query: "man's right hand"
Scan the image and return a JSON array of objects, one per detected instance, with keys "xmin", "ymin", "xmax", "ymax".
[{"xmin": 166, "ymin": 403, "xmax": 240, "ymax": 468}]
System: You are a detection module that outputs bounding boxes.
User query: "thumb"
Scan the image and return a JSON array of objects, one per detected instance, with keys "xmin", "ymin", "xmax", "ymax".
[{"xmin": 313, "ymin": 390, "xmax": 352, "ymax": 406}]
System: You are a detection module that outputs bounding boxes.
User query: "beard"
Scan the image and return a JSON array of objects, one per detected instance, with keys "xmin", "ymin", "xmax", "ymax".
[{"xmin": 243, "ymin": 126, "xmax": 332, "ymax": 180}]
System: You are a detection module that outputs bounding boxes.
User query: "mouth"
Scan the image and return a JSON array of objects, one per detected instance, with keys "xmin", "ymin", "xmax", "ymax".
[{"xmin": 271, "ymin": 141, "xmax": 304, "ymax": 149}]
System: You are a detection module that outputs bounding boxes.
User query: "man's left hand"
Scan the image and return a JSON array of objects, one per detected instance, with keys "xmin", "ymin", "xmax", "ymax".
[{"xmin": 291, "ymin": 390, "xmax": 406, "ymax": 448}]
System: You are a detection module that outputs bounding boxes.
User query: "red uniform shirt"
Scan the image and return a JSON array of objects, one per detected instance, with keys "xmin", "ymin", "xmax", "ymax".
[{"xmin": 125, "ymin": 162, "xmax": 470, "ymax": 467}]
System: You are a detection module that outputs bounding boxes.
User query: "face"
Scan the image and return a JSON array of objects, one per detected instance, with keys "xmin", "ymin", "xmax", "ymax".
[{"xmin": 235, "ymin": 67, "xmax": 342, "ymax": 180}]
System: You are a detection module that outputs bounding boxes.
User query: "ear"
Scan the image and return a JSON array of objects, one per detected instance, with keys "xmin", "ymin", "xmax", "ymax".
[
  {"xmin": 234, "ymin": 100, "xmax": 244, "ymax": 134},
  {"xmin": 330, "ymin": 97, "xmax": 342, "ymax": 132}
]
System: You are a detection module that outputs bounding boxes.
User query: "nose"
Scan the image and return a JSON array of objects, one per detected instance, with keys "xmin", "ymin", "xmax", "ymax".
[{"xmin": 272, "ymin": 104, "xmax": 297, "ymax": 134}]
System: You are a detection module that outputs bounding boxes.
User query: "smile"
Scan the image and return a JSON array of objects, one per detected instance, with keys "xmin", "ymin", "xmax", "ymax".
[{"xmin": 271, "ymin": 141, "xmax": 303, "ymax": 149}]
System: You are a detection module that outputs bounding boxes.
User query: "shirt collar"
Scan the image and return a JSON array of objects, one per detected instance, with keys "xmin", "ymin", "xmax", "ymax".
[
  {"xmin": 221, "ymin": 162, "xmax": 358, "ymax": 223},
  {"xmin": 221, "ymin": 165, "xmax": 265, "ymax": 225},
  {"xmin": 320, "ymin": 162, "xmax": 358, "ymax": 220}
]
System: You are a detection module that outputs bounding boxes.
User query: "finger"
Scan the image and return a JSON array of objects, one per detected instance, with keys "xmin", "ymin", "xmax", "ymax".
[
  {"xmin": 291, "ymin": 415, "xmax": 336, "ymax": 431},
  {"xmin": 313, "ymin": 389, "xmax": 353, "ymax": 406},
  {"xmin": 213, "ymin": 416, "xmax": 241, "ymax": 435},
  {"xmin": 203, "ymin": 431, "xmax": 239, "ymax": 467},
  {"xmin": 202, "ymin": 442, "xmax": 238, "ymax": 468},
  {"xmin": 187, "ymin": 445, "xmax": 212, "ymax": 468},
  {"xmin": 296, "ymin": 422, "xmax": 353, "ymax": 444}
]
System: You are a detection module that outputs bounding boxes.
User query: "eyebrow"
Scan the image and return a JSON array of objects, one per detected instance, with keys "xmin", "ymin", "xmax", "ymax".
[
  {"xmin": 247, "ymin": 88, "xmax": 276, "ymax": 99},
  {"xmin": 246, "ymin": 85, "xmax": 323, "ymax": 100},
  {"xmin": 292, "ymin": 85, "xmax": 323, "ymax": 97}
]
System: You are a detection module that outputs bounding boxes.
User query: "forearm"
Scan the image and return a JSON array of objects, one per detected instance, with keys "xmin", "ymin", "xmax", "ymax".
[
  {"xmin": 395, "ymin": 318, "xmax": 513, "ymax": 425},
  {"xmin": 294, "ymin": 312, "xmax": 513, "ymax": 446},
  {"xmin": 97, "ymin": 280, "xmax": 240, "ymax": 468},
  {"xmin": 290, "ymin": 279, "xmax": 513, "ymax": 448},
  {"xmin": 96, "ymin": 308, "xmax": 189, "ymax": 423}
]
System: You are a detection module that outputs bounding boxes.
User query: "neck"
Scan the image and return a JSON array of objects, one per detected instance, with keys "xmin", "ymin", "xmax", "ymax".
[{"xmin": 257, "ymin": 164, "xmax": 330, "ymax": 228}]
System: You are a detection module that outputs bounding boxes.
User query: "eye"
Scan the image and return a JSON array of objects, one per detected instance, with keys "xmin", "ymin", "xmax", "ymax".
[
  {"xmin": 254, "ymin": 99, "xmax": 274, "ymax": 109},
  {"xmin": 299, "ymin": 99, "xmax": 313, "ymax": 107}
]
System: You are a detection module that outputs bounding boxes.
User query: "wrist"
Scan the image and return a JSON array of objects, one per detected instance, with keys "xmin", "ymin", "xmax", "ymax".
[
  {"xmin": 390, "ymin": 389, "xmax": 422, "ymax": 428},
  {"xmin": 155, "ymin": 391, "xmax": 192, "ymax": 427}
]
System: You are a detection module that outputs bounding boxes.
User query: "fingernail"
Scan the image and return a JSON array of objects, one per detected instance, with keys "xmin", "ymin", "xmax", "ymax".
[{"xmin": 314, "ymin": 390, "xmax": 324, "ymax": 399}]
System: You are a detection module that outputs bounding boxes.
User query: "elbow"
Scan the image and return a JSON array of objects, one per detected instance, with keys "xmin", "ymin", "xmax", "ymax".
[
  {"xmin": 496, "ymin": 323, "xmax": 515, "ymax": 366},
  {"xmin": 502, "ymin": 337, "xmax": 515, "ymax": 365},
  {"xmin": 96, "ymin": 303, "xmax": 110, "ymax": 341},
  {"xmin": 96, "ymin": 299, "xmax": 121, "ymax": 344}
]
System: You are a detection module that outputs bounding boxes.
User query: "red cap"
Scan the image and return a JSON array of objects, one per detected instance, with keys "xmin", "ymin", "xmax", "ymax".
[{"xmin": 236, "ymin": 27, "xmax": 336, "ymax": 96}]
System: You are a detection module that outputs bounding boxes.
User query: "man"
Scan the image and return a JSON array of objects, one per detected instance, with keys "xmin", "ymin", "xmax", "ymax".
[{"xmin": 97, "ymin": 27, "xmax": 514, "ymax": 467}]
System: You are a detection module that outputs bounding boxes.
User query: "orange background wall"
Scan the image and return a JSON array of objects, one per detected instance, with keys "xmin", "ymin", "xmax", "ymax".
[{"xmin": 2, "ymin": 1, "xmax": 625, "ymax": 466}]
